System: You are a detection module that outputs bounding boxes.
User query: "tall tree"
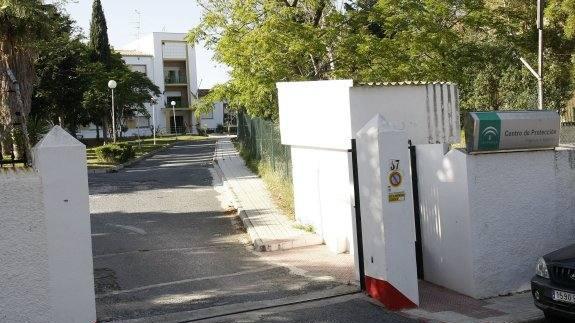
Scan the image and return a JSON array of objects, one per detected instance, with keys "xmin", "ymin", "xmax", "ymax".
[
  {"xmin": 88, "ymin": 0, "xmax": 112, "ymax": 139},
  {"xmin": 31, "ymin": 9, "xmax": 92, "ymax": 139},
  {"xmin": 189, "ymin": 0, "xmax": 338, "ymax": 119},
  {"xmin": 89, "ymin": 0, "xmax": 111, "ymax": 67},
  {"xmin": 191, "ymin": 0, "xmax": 575, "ymax": 119},
  {"xmin": 0, "ymin": 0, "xmax": 52, "ymax": 160}
]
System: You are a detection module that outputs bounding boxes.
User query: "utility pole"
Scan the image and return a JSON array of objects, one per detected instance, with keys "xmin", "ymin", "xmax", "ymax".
[
  {"xmin": 520, "ymin": 0, "xmax": 544, "ymax": 110},
  {"xmin": 537, "ymin": 0, "xmax": 544, "ymax": 111}
]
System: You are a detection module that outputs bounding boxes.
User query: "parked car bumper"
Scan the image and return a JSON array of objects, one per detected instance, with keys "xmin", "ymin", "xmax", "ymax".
[{"xmin": 532, "ymin": 275, "xmax": 575, "ymax": 319}]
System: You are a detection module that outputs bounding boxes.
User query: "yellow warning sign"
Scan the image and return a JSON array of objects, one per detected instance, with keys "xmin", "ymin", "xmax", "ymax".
[
  {"xmin": 388, "ymin": 191, "xmax": 406, "ymax": 202},
  {"xmin": 389, "ymin": 171, "xmax": 403, "ymax": 187}
]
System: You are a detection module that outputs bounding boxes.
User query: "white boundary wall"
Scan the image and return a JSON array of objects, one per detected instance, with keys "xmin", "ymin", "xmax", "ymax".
[
  {"xmin": 417, "ymin": 145, "xmax": 575, "ymax": 298},
  {"xmin": 0, "ymin": 126, "xmax": 96, "ymax": 322},
  {"xmin": 0, "ymin": 170, "xmax": 54, "ymax": 323},
  {"xmin": 290, "ymin": 146, "xmax": 355, "ymax": 253},
  {"xmin": 278, "ymin": 80, "xmax": 460, "ymax": 254}
]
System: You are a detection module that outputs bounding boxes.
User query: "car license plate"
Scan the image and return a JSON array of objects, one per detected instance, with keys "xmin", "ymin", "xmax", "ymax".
[{"xmin": 553, "ymin": 290, "xmax": 575, "ymax": 304}]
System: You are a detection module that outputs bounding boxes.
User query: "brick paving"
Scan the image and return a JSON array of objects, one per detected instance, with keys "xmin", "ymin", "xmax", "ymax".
[
  {"xmin": 213, "ymin": 137, "xmax": 323, "ymax": 252},
  {"xmin": 403, "ymin": 281, "xmax": 544, "ymax": 323}
]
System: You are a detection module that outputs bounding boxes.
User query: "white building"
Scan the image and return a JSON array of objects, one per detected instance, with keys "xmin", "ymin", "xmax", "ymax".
[
  {"xmin": 78, "ymin": 32, "xmax": 224, "ymax": 138},
  {"xmin": 197, "ymin": 89, "xmax": 226, "ymax": 132}
]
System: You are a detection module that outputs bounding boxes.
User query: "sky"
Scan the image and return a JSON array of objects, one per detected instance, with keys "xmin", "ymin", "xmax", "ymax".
[{"xmin": 61, "ymin": 0, "xmax": 230, "ymax": 89}]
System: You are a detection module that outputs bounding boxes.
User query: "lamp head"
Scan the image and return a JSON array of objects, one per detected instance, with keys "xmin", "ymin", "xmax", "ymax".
[
  {"xmin": 108, "ymin": 80, "xmax": 117, "ymax": 89},
  {"xmin": 171, "ymin": 101, "xmax": 176, "ymax": 106}
]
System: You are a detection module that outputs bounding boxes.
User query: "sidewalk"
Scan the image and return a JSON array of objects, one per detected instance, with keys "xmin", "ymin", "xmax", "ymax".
[
  {"xmin": 401, "ymin": 281, "xmax": 544, "ymax": 323},
  {"xmin": 213, "ymin": 137, "xmax": 323, "ymax": 252}
]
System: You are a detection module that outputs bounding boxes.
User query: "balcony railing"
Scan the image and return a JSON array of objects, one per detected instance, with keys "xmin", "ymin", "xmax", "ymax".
[
  {"xmin": 164, "ymin": 73, "xmax": 187, "ymax": 84},
  {"xmin": 164, "ymin": 104, "xmax": 190, "ymax": 110}
]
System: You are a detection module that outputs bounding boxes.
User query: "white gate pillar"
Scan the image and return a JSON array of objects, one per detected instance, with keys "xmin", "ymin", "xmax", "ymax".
[
  {"xmin": 356, "ymin": 114, "xmax": 419, "ymax": 310},
  {"xmin": 33, "ymin": 126, "xmax": 96, "ymax": 323}
]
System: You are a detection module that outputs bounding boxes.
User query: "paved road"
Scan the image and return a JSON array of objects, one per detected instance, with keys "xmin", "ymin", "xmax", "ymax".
[
  {"xmin": 197, "ymin": 293, "xmax": 416, "ymax": 323},
  {"xmin": 89, "ymin": 141, "xmax": 361, "ymax": 322}
]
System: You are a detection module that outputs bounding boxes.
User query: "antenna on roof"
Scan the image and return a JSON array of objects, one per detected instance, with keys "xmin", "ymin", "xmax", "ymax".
[{"xmin": 131, "ymin": 10, "xmax": 142, "ymax": 40}]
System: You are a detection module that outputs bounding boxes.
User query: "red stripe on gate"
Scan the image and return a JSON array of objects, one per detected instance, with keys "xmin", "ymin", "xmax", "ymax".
[{"xmin": 365, "ymin": 276, "xmax": 417, "ymax": 310}]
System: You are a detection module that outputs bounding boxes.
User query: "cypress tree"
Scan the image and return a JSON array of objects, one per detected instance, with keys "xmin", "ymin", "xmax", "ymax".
[{"xmin": 89, "ymin": 0, "xmax": 111, "ymax": 67}]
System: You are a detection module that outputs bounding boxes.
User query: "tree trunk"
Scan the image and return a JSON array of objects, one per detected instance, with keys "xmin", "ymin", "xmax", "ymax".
[
  {"xmin": 11, "ymin": 127, "xmax": 24, "ymax": 160},
  {"xmin": 102, "ymin": 118, "xmax": 108, "ymax": 142},
  {"xmin": 68, "ymin": 122, "xmax": 78, "ymax": 139},
  {"xmin": 0, "ymin": 124, "xmax": 12, "ymax": 159},
  {"xmin": 96, "ymin": 124, "xmax": 100, "ymax": 141},
  {"xmin": 1, "ymin": 35, "xmax": 36, "ymax": 164}
]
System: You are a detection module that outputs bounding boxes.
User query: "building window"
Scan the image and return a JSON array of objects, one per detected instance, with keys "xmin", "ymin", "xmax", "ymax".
[
  {"xmin": 129, "ymin": 65, "xmax": 147, "ymax": 74},
  {"xmin": 164, "ymin": 68, "xmax": 187, "ymax": 84}
]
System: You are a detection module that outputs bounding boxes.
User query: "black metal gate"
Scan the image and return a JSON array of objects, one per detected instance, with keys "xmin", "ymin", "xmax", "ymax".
[{"xmin": 409, "ymin": 141, "xmax": 425, "ymax": 280}]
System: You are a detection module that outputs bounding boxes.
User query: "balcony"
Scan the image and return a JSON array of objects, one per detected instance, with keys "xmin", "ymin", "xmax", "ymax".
[
  {"xmin": 164, "ymin": 73, "xmax": 187, "ymax": 85},
  {"xmin": 164, "ymin": 104, "xmax": 190, "ymax": 110}
]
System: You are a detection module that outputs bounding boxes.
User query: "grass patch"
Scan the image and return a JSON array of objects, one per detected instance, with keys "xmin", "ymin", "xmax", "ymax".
[
  {"xmin": 86, "ymin": 135, "xmax": 206, "ymax": 169},
  {"xmin": 233, "ymin": 140, "xmax": 295, "ymax": 220},
  {"xmin": 452, "ymin": 130, "xmax": 466, "ymax": 149},
  {"xmin": 293, "ymin": 223, "xmax": 315, "ymax": 233}
]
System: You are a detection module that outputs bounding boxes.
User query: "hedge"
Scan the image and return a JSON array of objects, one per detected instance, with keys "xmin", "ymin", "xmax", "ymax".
[{"xmin": 94, "ymin": 143, "xmax": 135, "ymax": 164}]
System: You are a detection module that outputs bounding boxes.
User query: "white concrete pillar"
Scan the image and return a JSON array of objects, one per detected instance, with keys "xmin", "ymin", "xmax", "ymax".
[
  {"xmin": 356, "ymin": 114, "xmax": 419, "ymax": 310},
  {"xmin": 33, "ymin": 126, "xmax": 96, "ymax": 323}
]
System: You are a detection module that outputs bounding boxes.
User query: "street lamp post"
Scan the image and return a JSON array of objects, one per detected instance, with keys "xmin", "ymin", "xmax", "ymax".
[
  {"xmin": 108, "ymin": 80, "xmax": 118, "ymax": 142},
  {"xmin": 171, "ymin": 100, "xmax": 177, "ymax": 139},
  {"xmin": 537, "ymin": 0, "xmax": 544, "ymax": 111},
  {"xmin": 151, "ymin": 97, "xmax": 157, "ymax": 145}
]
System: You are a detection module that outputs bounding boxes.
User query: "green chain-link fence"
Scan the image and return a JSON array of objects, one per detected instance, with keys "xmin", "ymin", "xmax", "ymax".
[
  {"xmin": 561, "ymin": 123, "xmax": 575, "ymax": 144},
  {"xmin": 237, "ymin": 111, "xmax": 292, "ymax": 180}
]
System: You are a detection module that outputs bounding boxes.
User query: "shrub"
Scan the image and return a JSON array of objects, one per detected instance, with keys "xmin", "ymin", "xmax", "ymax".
[
  {"xmin": 197, "ymin": 124, "xmax": 208, "ymax": 136},
  {"xmin": 216, "ymin": 124, "xmax": 224, "ymax": 133},
  {"xmin": 95, "ymin": 143, "xmax": 135, "ymax": 163}
]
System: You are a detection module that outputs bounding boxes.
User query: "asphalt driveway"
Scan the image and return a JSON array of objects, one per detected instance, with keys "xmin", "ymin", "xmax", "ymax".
[{"xmin": 89, "ymin": 140, "xmax": 351, "ymax": 322}]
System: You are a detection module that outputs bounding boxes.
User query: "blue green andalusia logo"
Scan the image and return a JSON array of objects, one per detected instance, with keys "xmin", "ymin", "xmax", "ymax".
[{"xmin": 477, "ymin": 112, "xmax": 501, "ymax": 150}]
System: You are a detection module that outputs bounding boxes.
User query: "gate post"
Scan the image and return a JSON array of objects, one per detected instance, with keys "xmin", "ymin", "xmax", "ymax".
[
  {"xmin": 33, "ymin": 126, "xmax": 96, "ymax": 323},
  {"xmin": 355, "ymin": 114, "xmax": 419, "ymax": 310}
]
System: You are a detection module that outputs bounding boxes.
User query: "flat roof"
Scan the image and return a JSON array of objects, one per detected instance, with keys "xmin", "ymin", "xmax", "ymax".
[{"xmin": 116, "ymin": 49, "xmax": 152, "ymax": 57}]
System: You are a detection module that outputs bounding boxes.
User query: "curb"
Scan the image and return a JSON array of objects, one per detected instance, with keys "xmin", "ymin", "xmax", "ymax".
[
  {"xmin": 212, "ymin": 140, "xmax": 323, "ymax": 252},
  {"xmin": 87, "ymin": 141, "xmax": 178, "ymax": 174},
  {"xmin": 212, "ymin": 150, "xmax": 264, "ymax": 250}
]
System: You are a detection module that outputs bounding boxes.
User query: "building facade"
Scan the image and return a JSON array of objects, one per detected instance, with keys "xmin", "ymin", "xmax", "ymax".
[{"xmin": 78, "ymin": 32, "xmax": 224, "ymax": 138}]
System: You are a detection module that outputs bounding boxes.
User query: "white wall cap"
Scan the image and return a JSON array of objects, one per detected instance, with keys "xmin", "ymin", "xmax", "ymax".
[
  {"xmin": 34, "ymin": 126, "xmax": 85, "ymax": 149},
  {"xmin": 276, "ymin": 79, "xmax": 354, "ymax": 89}
]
